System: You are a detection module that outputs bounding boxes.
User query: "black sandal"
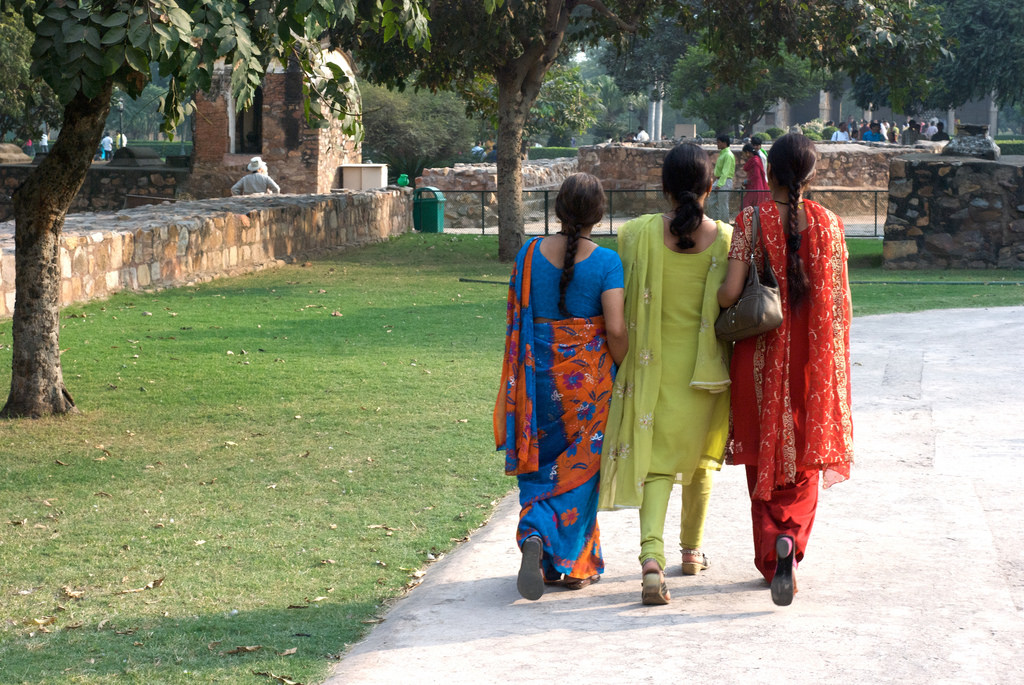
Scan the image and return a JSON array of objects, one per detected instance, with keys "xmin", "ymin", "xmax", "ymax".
[
  {"xmin": 517, "ymin": 536, "xmax": 544, "ymax": 601},
  {"xmin": 771, "ymin": 534, "xmax": 795, "ymax": 606},
  {"xmin": 564, "ymin": 574, "xmax": 600, "ymax": 591}
]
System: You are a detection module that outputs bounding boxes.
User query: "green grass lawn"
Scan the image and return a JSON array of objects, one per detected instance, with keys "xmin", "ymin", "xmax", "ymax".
[{"xmin": 0, "ymin": 233, "xmax": 1021, "ymax": 684}]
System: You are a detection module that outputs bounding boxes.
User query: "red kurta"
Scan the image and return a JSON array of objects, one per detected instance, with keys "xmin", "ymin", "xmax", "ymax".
[{"xmin": 728, "ymin": 201, "xmax": 853, "ymax": 497}]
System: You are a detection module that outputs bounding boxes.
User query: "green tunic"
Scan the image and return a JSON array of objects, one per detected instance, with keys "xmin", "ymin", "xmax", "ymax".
[{"xmin": 599, "ymin": 214, "xmax": 732, "ymax": 510}]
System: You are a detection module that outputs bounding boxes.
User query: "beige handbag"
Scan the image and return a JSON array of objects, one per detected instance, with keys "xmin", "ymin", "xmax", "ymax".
[{"xmin": 715, "ymin": 208, "xmax": 783, "ymax": 342}]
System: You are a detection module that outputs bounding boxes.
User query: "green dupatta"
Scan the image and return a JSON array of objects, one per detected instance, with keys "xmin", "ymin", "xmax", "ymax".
[{"xmin": 599, "ymin": 214, "xmax": 732, "ymax": 510}]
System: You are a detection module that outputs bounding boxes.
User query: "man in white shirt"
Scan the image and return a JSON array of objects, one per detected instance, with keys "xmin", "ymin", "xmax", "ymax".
[
  {"xmin": 923, "ymin": 119, "xmax": 938, "ymax": 139},
  {"xmin": 635, "ymin": 126, "xmax": 650, "ymax": 143},
  {"xmin": 100, "ymin": 132, "xmax": 113, "ymax": 160},
  {"xmin": 231, "ymin": 157, "xmax": 281, "ymax": 195}
]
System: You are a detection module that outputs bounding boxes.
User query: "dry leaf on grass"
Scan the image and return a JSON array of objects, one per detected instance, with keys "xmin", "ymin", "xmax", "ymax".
[
  {"xmin": 61, "ymin": 586, "xmax": 84, "ymax": 600},
  {"xmin": 224, "ymin": 645, "xmax": 262, "ymax": 654},
  {"xmin": 253, "ymin": 671, "xmax": 302, "ymax": 685},
  {"xmin": 119, "ymin": 577, "xmax": 164, "ymax": 594},
  {"xmin": 277, "ymin": 647, "xmax": 298, "ymax": 656}
]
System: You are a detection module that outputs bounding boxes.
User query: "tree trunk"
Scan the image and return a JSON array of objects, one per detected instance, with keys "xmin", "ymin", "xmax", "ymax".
[
  {"xmin": 495, "ymin": 73, "xmax": 528, "ymax": 262},
  {"xmin": 1, "ymin": 84, "xmax": 113, "ymax": 418}
]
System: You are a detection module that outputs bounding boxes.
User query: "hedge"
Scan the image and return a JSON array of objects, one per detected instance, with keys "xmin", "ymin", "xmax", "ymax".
[
  {"xmin": 764, "ymin": 127, "xmax": 785, "ymax": 140},
  {"xmin": 527, "ymin": 146, "xmax": 577, "ymax": 160},
  {"xmin": 996, "ymin": 140, "xmax": 1024, "ymax": 155},
  {"xmin": 127, "ymin": 140, "xmax": 193, "ymax": 159}
]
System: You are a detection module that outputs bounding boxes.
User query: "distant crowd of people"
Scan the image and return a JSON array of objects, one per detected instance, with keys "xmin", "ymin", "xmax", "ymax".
[{"xmin": 828, "ymin": 116, "xmax": 951, "ymax": 145}]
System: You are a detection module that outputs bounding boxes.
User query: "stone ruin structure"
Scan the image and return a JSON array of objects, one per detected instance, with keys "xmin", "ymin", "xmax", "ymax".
[
  {"xmin": 884, "ymin": 125, "xmax": 1024, "ymax": 269},
  {"xmin": 190, "ymin": 54, "xmax": 361, "ymax": 198}
]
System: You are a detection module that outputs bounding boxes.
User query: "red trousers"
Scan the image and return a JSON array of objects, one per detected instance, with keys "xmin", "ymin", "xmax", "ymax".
[{"xmin": 745, "ymin": 465, "xmax": 819, "ymax": 582}]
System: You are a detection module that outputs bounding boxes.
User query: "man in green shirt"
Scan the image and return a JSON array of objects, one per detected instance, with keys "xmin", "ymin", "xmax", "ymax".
[{"xmin": 712, "ymin": 134, "xmax": 736, "ymax": 221}]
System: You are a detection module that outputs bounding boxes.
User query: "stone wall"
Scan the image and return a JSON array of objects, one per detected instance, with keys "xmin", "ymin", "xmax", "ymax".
[
  {"xmin": 0, "ymin": 164, "xmax": 188, "ymax": 222},
  {"xmin": 578, "ymin": 142, "xmax": 919, "ymax": 191},
  {"xmin": 416, "ymin": 158, "xmax": 579, "ymax": 228},
  {"xmin": 416, "ymin": 157, "xmax": 579, "ymax": 191},
  {"xmin": 0, "ymin": 189, "xmax": 412, "ymax": 317},
  {"xmin": 883, "ymin": 154, "xmax": 1024, "ymax": 269}
]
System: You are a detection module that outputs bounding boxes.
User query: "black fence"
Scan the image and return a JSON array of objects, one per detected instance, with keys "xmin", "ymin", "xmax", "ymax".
[{"xmin": 435, "ymin": 188, "xmax": 887, "ymax": 237}]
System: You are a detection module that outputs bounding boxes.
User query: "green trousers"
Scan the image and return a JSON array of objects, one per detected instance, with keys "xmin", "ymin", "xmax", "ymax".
[{"xmin": 638, "ymin": 468, "xmax": 713, "ymax": 570}]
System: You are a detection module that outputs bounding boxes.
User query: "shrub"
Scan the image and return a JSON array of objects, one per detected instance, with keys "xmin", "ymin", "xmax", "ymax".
[
  {"xmin": 996, "ymin": 140, "xmax": 1024, "ymax": 155},
  {"xmin": 804, "ymin": 130, "xmax": 823, "ymax": 141},
  {"xmin": 752, "ymin": 132, "xmax": 771, "ymax": 144},
  {"xmin": 527, "ymin": 146, "xmax": 577, "ymax": 160},
  {"xmin": 764, "ymin": 127, "xmax": 785, "ymax": 140},
  {"xmin": 700, "ymin": 130, "xmax": 717, "ymax": 139},
  {"xmin": 823, "ymin": 126, "xmax": 838, "ymax": 140}
]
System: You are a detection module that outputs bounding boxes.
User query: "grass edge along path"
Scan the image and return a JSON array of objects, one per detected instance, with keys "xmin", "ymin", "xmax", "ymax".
[{"xmin": 0, "ymin": 234, "xmax": 1022, "ymax": 684}]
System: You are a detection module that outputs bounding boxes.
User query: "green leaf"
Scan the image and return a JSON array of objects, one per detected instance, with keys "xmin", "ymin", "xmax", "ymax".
[
  {"xmin": 84, "ymin": 25, "xmax": 101, "ymax": 49},
  {"xmin": 104, "ymin": 44, "xmax": 126, "ymax": 76},
  {"xmin": 124, "ymin": 45, "xmax": 147, "ymax": 72},
  {"xmin": 101, "ymin": 26, "xmax": 126, "ymax": 45},
  {"xmin": 101, "ymin": 12, "xmax": 130, "ymax": 28}
]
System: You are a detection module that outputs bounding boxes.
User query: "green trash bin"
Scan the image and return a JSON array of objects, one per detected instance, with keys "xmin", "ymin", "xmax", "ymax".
[{"xmin": 413, "ymin": 186, "xmax": 445, "ymax": 233}]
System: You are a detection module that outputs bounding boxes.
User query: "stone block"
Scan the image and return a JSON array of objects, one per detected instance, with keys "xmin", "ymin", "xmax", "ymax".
[
  {"xmin": 889, "ymin": 180, "xmax": 912, "ymax": 199},
  {"xmin": 883, "ymin": 240, "xmax": 918, "ymax": 260},
  {"xmin": 105, "ymin": 271, "xmax": 120, "ymax": 290},
  {"xmin": 137, "ymin": 264, "xmax": 151, "ymax": 287},
  {"xmin": 4, "ymin": 291, "xmax": 14, "ymax": 316}
]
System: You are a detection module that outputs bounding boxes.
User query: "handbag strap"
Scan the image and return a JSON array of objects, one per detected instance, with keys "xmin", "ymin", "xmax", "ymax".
[{"xmin": 748, "ymin": 207, "xmax": 761, "ymax": 264}]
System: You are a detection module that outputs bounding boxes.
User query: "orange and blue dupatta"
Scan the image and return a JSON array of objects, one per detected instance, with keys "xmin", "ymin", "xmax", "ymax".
[{"xmin": 494, "ymin": 238, "xmax": 613, "ymax": 579}]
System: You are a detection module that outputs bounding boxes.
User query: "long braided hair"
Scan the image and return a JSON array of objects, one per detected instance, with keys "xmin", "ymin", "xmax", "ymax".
[
  {"xmin": 554, "ymin": 173, "xmax": 605, "ymax": 318},
  {"xmin": 662, "ymin": 143, "xmax": 714, "ymax": 250},
  {"xmin": 766, "ymin": 133, "xmax": 816, "ymax": 305}
]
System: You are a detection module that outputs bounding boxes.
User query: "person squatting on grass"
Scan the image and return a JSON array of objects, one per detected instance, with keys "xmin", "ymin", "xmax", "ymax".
[
  {"xmin": 719, "ymin": 133, "xmax": 854, "ymax": 606},
  {"xmin": 599, "ymin": 144, "xmax": 733, "ymax": 605},
  {"xmin": 494, "ymin": 173, "xmax": 627, "ymax": 601}
]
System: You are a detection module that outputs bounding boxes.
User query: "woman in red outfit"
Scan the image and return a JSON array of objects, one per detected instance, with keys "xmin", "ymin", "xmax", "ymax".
[
  {"xmin": 740, "ymin": 142, "xmax": 769, "ymax": 210},
  {"xmin": 718, "ymin": 133, "xmax": 853, "ymax": 606}
]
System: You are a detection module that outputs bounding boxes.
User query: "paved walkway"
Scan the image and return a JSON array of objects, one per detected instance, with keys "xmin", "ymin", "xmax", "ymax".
[{"xmin": 325, "ymin": 307, "xmax": 1024, "ymax": 685}]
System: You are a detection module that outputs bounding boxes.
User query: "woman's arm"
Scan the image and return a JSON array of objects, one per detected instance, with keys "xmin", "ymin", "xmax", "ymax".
[
  {"xmin": 601, "ymin": 287, "xmax": 628, "ymax": 365},
  {"xmin": 718, "ymin": 258, "xmax": 749, "ymax": 308}
]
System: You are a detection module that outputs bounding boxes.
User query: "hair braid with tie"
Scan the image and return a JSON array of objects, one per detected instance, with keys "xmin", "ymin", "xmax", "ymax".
[
  {"xmin": 662, "ymin": 143, "xmax": 714, "ymax": 250},
  {"xmin": 554, "ymin": 173, "xmax": 606, "ymax": 318},
  {"xmin": 766, "ymin": 133, "xmax": 815, "ymax": 306}
]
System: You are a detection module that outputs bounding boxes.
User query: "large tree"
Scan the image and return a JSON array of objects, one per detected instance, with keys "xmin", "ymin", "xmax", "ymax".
[
  {"xmin": 852, "ymin": 0, "xmax": 1024, "ymax": 113},
  {"xmin": 342, "ymin": 0, "xmax": 660, "ymax": 261},
  {"xmin": 347, "ymin": 0, "xmax": 943, "ymax": 261},
  {"xmin": 668, "ymin": 46, "xmax": 818, "ymax": 137},
  {"xmin": 0, "ymin": 0, "xmax": 432, "ymax": 418}
]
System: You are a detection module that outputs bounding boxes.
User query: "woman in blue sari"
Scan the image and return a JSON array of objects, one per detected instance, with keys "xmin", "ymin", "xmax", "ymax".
[{"xmin": 495, "ymin": 173, "xmax": 627, "ymax": 600}]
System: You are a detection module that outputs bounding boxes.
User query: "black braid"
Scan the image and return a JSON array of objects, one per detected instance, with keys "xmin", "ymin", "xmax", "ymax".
[
  {"xmin": 786, "ymin": 181, "xmax": 810, "ymax": 305},
  {"xmin": 669, "ymin": 190, "xmax": 700, "ymax": 250},
  {"xmin": 558, "ymin": 227, "xmax": 582, "ymax": 318}
]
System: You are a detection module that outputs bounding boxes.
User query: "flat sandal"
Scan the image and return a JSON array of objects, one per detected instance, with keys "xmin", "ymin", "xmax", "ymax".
[{"xmin": 641, "ymin": 569, "xmax": 670, "ymax": 605}]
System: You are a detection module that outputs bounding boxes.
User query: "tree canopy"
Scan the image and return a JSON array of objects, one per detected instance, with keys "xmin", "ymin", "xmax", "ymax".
[
  {"xmin": 853, "ymin": 0, "xmax": 1024, "ymax": 113},
  {"xmin": 0, "ymin": 7, "xmax": 61, "ymax": 140},
  {"xmin": 1, "ymin": 0, "xmax": 436, "ymax": 418},
  {"xmin": 668, "ymin": 46, "xmax": 817, "ymax": 137}
]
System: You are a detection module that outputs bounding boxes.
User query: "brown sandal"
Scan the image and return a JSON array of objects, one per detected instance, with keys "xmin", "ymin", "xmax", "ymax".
[
  {"xmin": 680, "ymin": 548, "xmax": 710, "ymax": 576},
  {"xmin": 641, "ymin": 567, "xmax": 670, "ymax": 605},
  {"xmin": 564, "ymin": 574, "xmax": 601, "ymax": 591}
]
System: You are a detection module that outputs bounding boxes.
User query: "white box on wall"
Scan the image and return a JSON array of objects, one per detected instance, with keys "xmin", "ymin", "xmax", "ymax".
[{"xmin": 338, "ymin": 164, "xmax": 389, "ymax": 190}]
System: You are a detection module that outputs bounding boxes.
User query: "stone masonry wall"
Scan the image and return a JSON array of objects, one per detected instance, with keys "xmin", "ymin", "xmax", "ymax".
[
  {"xmin": 883, "ymin": 154, "xmax": 1024, "ymax": 269},
  {"xmin": 0, "ymin": 164, "xmax": 187, "ymax": 222},
  {"xmin": 578, "ymin": 142, "xmax": 917, "ymax": 191},
  {"xmin": 416, "ymin": 158, "xmax": 579, "ymax": 228},
  {"xmin": 0, "ymin": 189, "xmax": 412, "ymax": 317}
]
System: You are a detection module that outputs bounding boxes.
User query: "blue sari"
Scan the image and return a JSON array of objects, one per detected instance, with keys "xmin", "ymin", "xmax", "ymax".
[{"xmin": 495, "ymin": 239, "xmax": 613, "ymax": 579}]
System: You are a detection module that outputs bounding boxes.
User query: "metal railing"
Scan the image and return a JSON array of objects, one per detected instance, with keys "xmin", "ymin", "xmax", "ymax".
[{"xmin": 437, "ymin": 188, "xmax": 887, "ymax": 238}]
